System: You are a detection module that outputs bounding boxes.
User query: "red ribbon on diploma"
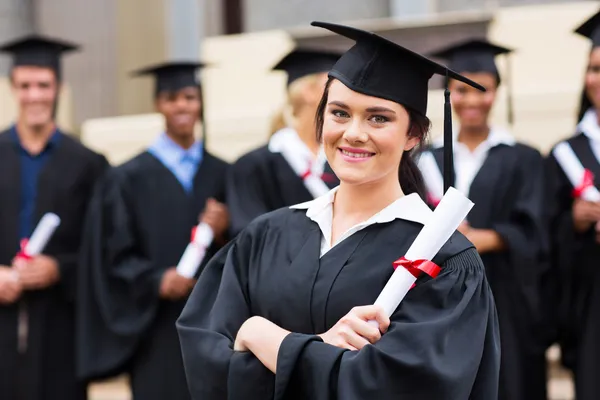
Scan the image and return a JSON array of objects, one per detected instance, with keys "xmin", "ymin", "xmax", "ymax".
[
  {"xmin": 189, "ymin": 226, "xmax": 209, "ymax": 250},
  {"xmin": 301, "ymin": 169, "xmax": 311, "ymax": 180},
  {"xmin": 15, "ymin": 239, "xmax": 32, "ymax": 261},
  {"xmin": 426, "ymin": 193, "xmax": 441, "ymax": 208},
  {"xmin": 573, "ymin": 169, "xmax": 595, "ymax": 198},
  {"xmin": 393, "ymin": 256, "xmax": 441, "ymax": 289}
]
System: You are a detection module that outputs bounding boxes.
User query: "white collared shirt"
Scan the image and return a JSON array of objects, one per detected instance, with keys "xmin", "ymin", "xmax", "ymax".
[
  {"xmin": 432, "ymin": 126, "xmax": 516, "ymax": 196},
  {"xmin": 290, "ymin": 187, "xmax": 432, "ymax": 257}
]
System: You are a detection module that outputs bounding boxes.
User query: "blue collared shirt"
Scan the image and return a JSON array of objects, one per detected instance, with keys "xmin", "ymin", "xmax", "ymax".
[
  {"xmin": 10, "ymin": 126, "xmax": 62, "ymax": 240},
  {"xmin": 147, "ymin": 133, "xmax": 203, "ymax": 193}
]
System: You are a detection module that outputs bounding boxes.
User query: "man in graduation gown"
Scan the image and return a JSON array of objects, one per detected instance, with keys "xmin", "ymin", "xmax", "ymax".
[
  {"xmin": 76, "ymin": 62, "xmax": 230, "ymax": 400},
  {"xmin": 0, "ymin": 35, "xmax": 108, "ymax": 400}
]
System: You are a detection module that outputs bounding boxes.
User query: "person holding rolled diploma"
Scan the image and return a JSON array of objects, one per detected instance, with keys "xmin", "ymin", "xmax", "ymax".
[
  {"xmin": 0, "ymin": 35, "xmax": 108, "ymax": 400},
  {"xmin": 177, "ymin": 21, "xmax": 500, "ymax": 400},
  {"xmin": 76, "ymin": 62, "xmax": 229, "ymax": 400},
  {"xmin": 544, "ymin": 9, "xmax": 600, "ymax": 399},
  {"xmin": 422, "ymin": 39, "xmax": 549, "ymax": 400}
]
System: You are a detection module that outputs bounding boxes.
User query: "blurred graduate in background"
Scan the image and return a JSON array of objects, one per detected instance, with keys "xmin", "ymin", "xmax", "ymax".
[
  {"xmin": 420, "ymin": 38, "xmax": 548, "ymax": 400},
  {"xmin": 226, "ymin": 48, "xmax": 341, "ymax": 236},
  {"xmin": 544, "ymin": 9, "xmax": 600, "ymax": 400},
  {"xmin": 76, "ymin": 62, "xmax": 230, "ymax": 400},
  {"xmin": 0, "ymin": 35, "xmax": 108, "ymax": 400}
]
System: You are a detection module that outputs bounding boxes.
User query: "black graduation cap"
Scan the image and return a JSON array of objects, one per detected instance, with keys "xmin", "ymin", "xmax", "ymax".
[
  {"xmin": 310, "ymin": 21, "xmax": 486, "ymax": 193},
  {"xmin": 0, "ymin": 34, "xmax": 79, "ymax": 79},
  {"xmin": 273, "ymin": 48, "xmax": 341, "ymax": 86},
  {"xmin": 131, "ymin": 61, "xmax": 206, "ymax": 96},
  {"xmin": 429, "ymin": 39, "xmax": 512, "ymax": 83},
  {"xmin": 575, "ymin": 9, "xmax": 600, "ymax": 47},
  {"xmin": 429, "ymin": 39, "xmax": 515, "ymax": 125}
]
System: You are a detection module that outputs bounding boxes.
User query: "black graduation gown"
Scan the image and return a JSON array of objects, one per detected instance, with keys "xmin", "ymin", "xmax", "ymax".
[
  {"xmin": 76, "ymin": 151, "xmax": 229, "ymax": 400},
  {"xmin": 226, "ymin": 145, "xmax": 339, "ymax": 235},
  {"xmin": 429, "ymin": 143, "xmax": 548, "ymax": 400},
  {"xmin": 0, "ymin": 129, "xmax": 108, "ymax": 400},
  {"xmin": 544, "ymin": 133, "xmax": 600, "ymax": 399},
  {"xmin": 177, "ymin": 207, "xmax": 500, "ymax": 399}
]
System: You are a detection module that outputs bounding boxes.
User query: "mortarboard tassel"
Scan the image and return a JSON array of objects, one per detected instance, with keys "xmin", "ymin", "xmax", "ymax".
[
  {"xmin": 443, "ymin": 72, "xmax": 454, "ymax": 194},
  {"xmin": 506, "ymin": 54, "xmax": 514, "ymax": 127}
]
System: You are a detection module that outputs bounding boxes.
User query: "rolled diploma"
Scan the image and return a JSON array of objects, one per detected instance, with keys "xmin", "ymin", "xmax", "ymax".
[
  {"xmin": 176, "ymin": 222, "xmax": 214, "ymax": 279},
  {"xmin": 553, "ymin": 142, "xmax": 600, "ymax": 202},
  {"xmin": 370, "ymin": 187, "xmax": 474, "ymax": 325},
  {"xmin": 281, "ymin": 148, "xmax": 329, "ymax": 198},
  {"xmin": 418, "ymin": 151, "xmax": 444, "ymax": 203},
  {"xmin": 24, "ymin": 213, "xmax": 61, "ymax": 256}
]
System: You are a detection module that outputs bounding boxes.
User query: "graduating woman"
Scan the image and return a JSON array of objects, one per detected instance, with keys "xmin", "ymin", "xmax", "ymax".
[
  {"xmin": 420, "ymin": 39, "xmax": 548, "ymax": 400},
  {"xmin": 177, "ymin": 22, "xmax": 500, "ymax": 400},
  {"xmin": 76, "ymin": 62, "xmax": 230, "ymax": 399},
  {"xmin": 227, "ymin": 48, "xmax": 341, "ymax": 236},
  {"xmin": 545, "ymin": 10, "xmax": 600, "ymax": 399}
]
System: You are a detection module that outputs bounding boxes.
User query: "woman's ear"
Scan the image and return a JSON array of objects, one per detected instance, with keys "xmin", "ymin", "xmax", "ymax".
[{"xmin": 404, "ymin": 136, "xmax": 419, "ymax": 152}]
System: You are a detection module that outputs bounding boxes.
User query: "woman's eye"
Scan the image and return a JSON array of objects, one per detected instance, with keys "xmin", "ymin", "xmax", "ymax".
[
  {"xmin": 332, "ymin": 109, "xmax": 349, "ymax": 118},
  {"xmin": 369, "ymin": 115, "xmax": 389, "ymax": 124},
  {"xmin": 589, "ymin": 65, "xmax": 600, "ymax": 74}
]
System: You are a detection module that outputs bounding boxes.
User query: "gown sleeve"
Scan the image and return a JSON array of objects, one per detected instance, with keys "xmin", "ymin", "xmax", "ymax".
[
  {"xmin": 274, "ymin": 248, "xmax": 500, "ymax": 400},
  {"xmin": 55, "ymin": 153, "xmax": 109, "ymax": 302},
  {"xmin": 76, "ymin": 169, "xmax": 163, "ymax": 380},
  {"xmin": 491, "ymin": 147, "xmax": 548, "ymax": 282},
  {"xmin": 177, "ymin": 226, "xmax": 275, "ymax": 399},
  {"xmin": 226, "ymin": 152, "xmax": 274, "ymax": 236}
]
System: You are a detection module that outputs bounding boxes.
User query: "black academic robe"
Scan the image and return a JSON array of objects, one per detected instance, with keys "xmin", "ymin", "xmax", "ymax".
[
  {"xmin": 227, "ymin": 145, "xmax": 339, "ymax": 236},
  {"xmin": 429, "ymin": 143, "xmax": 548, "ymax": 400},
  {"xmin": 76, "ymin": 150, "xmax": 229, "ymax": 400},
  {"xmin": 177, "ymin": 207, "xmax": 500, "ymax": 399},
  {"xmin": 545, "ymin": 133, "xmax": 600, "ymax": 399},
  {"xmin": 0, "ymin": 129, "xmax": 108, "ymax": 400}
]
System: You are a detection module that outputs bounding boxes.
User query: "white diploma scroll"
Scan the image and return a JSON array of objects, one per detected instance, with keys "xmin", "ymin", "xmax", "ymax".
[
  {"xmin": 24, "ymin": 213, "xmax": 61, "ymax": 256},
  {"xmin": 553, "ymin": 142, "xmax": 600, "ymax": 202},
  {"xmin": 269, "ymin": 128, "xmax": 330, "ymax": 199},
  {"xmin": 176, "ymin": 222, "xmax": 214, "ymax": 279},
  {"xmin": 417, "ymin": 151, "xmax": 444, "ymax": 204},
  {"xmin": 369, "ymin": 188, "xmax": 474, "ymax": 327}
]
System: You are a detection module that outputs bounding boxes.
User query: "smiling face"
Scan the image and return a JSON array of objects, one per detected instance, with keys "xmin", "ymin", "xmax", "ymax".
[
  {"xmin": 155, "ymin": 86, "xmax": 202, "ymax": 139},
  {"xmin": 585, "ymin": 47, "xmax": 600, "ymax": 111},
  {"xmin": 449, "ymin": 72, "xmax": 497, "ymax": 130},
  {"xmin": 11, "ymin": 66, "xmax": 59, "ymax": 130},
  {"xmin": 320, "ymin": 79, "xmax": 419, "ymax": 186}
]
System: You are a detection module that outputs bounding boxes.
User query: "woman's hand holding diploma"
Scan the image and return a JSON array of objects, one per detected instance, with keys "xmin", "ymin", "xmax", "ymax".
[{"xmin": 318, "ymin": 305, "xmax": 390, "ymax": 350}]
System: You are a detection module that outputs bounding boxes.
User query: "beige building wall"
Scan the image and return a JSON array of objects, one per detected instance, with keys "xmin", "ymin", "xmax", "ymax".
[
  {"xmin": 35, "ymin": 0, "xmax": 119, "ymax": 129},
  {"xmin": 116, "ymin": 0, "xmax": 168, "ymax": 116}
]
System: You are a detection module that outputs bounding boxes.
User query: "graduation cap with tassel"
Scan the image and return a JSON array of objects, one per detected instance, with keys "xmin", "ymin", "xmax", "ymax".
[{"xmin": 310, "ymin": 21, "xmax": 486, "ymax": 193}]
